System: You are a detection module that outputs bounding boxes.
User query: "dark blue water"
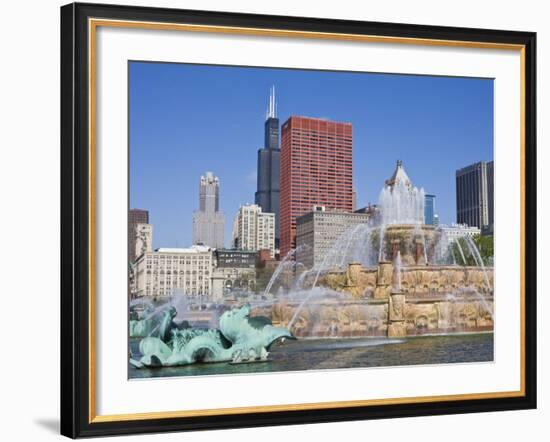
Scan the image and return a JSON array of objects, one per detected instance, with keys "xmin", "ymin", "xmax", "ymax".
[{"xmin": 129, "ymin": 332, "xmax": 493, "ymax": 379}]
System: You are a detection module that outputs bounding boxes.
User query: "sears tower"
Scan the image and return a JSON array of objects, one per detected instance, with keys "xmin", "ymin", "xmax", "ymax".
[{"xmin": 255, "ymin": 86, "xmax": 280, "ymax": 248}]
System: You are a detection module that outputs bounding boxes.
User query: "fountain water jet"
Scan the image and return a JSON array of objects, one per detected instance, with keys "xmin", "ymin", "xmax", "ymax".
[
  {"xmin": 463, "ymin": 235, "xmax": 492, "ymax": 292},
  {"xmin": 260, "ymin": 160, "xmax": 494, "ymax": 338},
  {"xmin": 263, "ymin": 245, "xmax": 307, "ymax": 297}
]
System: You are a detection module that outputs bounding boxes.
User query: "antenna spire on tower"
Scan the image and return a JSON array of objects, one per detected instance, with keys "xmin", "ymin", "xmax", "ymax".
[{"xmin": 266, "ymin": 85, "xmax": 277, "ymax": 120}]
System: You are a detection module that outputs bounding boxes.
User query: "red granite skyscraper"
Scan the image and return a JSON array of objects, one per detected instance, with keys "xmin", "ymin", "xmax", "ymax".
[{"xmin": 280, "ymin": 116, "xmax": 353, "ymax": 258}]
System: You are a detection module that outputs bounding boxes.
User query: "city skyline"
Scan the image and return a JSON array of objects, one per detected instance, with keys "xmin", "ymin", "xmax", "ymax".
[{"xmin": 129, "ymin": 61, "xmax": 494, "ymax": 249}]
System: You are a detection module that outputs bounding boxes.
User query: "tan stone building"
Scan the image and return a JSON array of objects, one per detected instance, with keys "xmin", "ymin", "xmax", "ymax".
[
  {"xmin": 296, "ymin": 206, "xmax": 370, "ymax": 269},
  {"xmin": 134, "ymin": 246, "xmax": 214, "ymax": 300},
  {"xmin": 210, "ymin": 249, "xmax": 257, "ymax": 302}
]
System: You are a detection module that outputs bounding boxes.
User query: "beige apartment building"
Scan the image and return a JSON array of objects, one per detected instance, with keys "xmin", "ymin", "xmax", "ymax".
[
  {"xmin": 296, "ymin": 206, "xmax": 371, "ymax": 269},
  {"xmin": 134, "ymin": 246, "xmax": 214, "ymax": 299},
  {"xmin": 232, "ymin": 204, "xmax": 275, "ymax": 257}
]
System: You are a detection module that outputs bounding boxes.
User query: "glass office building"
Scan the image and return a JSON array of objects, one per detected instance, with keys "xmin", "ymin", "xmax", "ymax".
[{"xmin": 424, "ymin": 194, "xmax": 436, "ymax": 225}]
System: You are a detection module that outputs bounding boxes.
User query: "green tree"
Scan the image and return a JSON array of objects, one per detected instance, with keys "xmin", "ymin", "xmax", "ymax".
[
  {"xmin": 451, "ymin": 234, "xmax": 494, "ymax": 266},
  {"xmin": 472, "ymin": 234, "xmax": 494, "ymax": 265}
]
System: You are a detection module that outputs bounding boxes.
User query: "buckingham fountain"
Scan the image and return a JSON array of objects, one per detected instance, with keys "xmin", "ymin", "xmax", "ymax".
[
  {"xmin": 130, "ymin": 160, "xmax": 494, "ymax": 370},
  {"xmin": 252, "ymin": 160, "xmax": 494, "ymax": 339}
]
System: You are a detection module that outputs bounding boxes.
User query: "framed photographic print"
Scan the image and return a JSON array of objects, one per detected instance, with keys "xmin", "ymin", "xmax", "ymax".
[{"xmin": 60, "ymin": 2, "xmax": 537, "ymax": 438}]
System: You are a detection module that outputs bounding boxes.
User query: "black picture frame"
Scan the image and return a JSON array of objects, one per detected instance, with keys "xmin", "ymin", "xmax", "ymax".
[{"xmin": 61, "ymin": 2, "xmax": 537, "ymax": 438}]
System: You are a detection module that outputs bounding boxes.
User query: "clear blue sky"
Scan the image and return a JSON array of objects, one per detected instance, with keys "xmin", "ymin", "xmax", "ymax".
[{"xmin": 129, "ymin": 61, "xmax": 493, "ymax": 249}]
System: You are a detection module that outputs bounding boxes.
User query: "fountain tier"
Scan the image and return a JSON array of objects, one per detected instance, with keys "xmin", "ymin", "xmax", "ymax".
[
  {"xmin": 253, "ymin": 259, "xmax": 493, "ymax": 338},
  {"xmin": 252, "ymin": 160, "xmax": 493, "ymax": 338}
]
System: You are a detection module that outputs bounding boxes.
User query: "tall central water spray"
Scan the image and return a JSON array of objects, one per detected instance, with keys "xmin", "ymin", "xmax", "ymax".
[
  {"xmin": 375, "ymin": 160, "xmax": 426, "ymax": 262},
  {"xmin": 254, "ymin": 160, "xmax": 494, "ymax": 340},
  {"xmin": 378, "ymin": 160, "xmax": 425, "ymax": 226}
]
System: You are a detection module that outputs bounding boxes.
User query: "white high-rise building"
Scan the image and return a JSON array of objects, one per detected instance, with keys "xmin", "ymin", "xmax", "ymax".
[
  {"xmin": 233, "ymin": 204, "xmax": 275, "ymax": 257},
  {"xmin": 192, "ymin": 172, "xmax": 225, "ymax": 248}
]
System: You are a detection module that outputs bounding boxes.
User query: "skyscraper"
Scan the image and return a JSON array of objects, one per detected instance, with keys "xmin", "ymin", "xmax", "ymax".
[
  {"xmin": 486, "ymin": 161, "xmax": 494, "ymax": 228},
  {"xmin": 280, "ymin": 116, "xmax": 353, "ymax": 257},
  {"xmin": 128, "ymin": 208, "xmax": 149, "ymax": 264},
  {"xmin": 456, "ymin": 161, "xmax": 494, "ymax": 228},
  {"xmin": 192, "ymin": 171, "xmax": 225, "ymax": 248},
  {"xmin": 424, "ymin": 194, "xmax": 436, "ymax": 225},
  {"xmin": 255, "ymin": 86, "xmax": 281, "ymax": 248}
]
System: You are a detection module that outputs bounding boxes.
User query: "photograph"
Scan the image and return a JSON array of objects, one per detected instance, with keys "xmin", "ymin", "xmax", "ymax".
[
  {"xmin": 55, "ymin": 1, "xmax": 537, "ymax": 438},
  {"xmin": 127, "ymin": 62, "xmax": 495, "ymax": 379}
]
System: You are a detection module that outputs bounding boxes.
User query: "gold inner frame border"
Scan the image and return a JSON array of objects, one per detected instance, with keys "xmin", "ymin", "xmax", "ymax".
[{"xmin": 87, "ymin": 18, "xmax": 527, "ymax": 424}]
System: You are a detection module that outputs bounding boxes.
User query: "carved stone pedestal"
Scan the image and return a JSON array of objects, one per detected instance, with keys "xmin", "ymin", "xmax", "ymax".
[
  {"xmin": 374, "ymin": 261, "xmax": 393, "ymax": 299},
  {"xmin": 387, "ymin": 290, "xmax": 407, "ymax": 337},
  {"xmin": 344, "ymin": 263, "xmax": 366, "ymax": 299},
  {"xmin": 387, "ymin": 322, "xmax": 407, "ymax": 337}
]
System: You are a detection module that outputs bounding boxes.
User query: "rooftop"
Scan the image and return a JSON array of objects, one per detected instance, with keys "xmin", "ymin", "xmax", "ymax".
[
  {"xmin": 439, "ymin": 223, "xmax": 481, "ymax": 231},
  {"xmin": 282, "ymin": 115, "xmax": 352, "ymax": 126},
  {"xmin": 385, "ymin": 160, "xmax": 412, "ymax": 189},
  {"xmin": 155, "ymin": 245, "xmax": 212, "ymax": 254}
]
